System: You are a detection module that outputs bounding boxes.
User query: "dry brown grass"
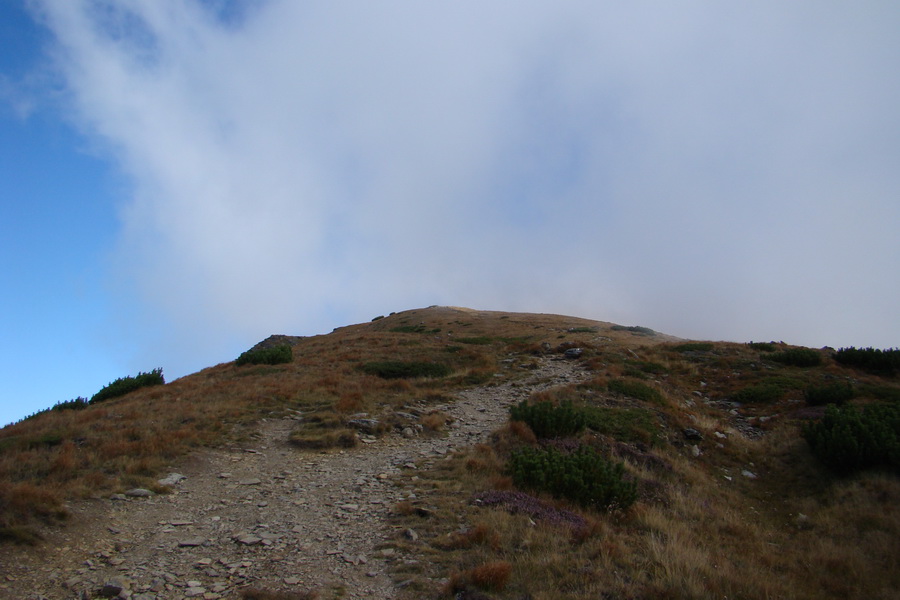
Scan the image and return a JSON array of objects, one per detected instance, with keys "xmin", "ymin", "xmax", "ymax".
[
  {"xmin": 384, "ymin": 322, "xmax": 900, "ymax": 600},
  {"xmin": 420, "ymin": 410, "xmax": 452, "ymax": 432}
]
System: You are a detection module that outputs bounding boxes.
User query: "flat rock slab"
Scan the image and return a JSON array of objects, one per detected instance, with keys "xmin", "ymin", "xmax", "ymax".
[
  {"xmin": 124, "ymin": 488, "xmax": 154, "ymax": 497},
  {"xmin": 238, "ymin": 478, "xmax": 262, "ymax": 486},
  {"xmin": 234, "ymin": 534, "xmax": 263, "ymax": 545},
  {"xmin": 178, "ymin": 538, "xmax": 207, "ymax": 547}
]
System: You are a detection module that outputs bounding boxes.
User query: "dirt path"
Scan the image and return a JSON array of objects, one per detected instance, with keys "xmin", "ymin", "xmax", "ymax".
[{"xmin": 1, "ymin": 357, "xmax": 589, "ymax": 600}]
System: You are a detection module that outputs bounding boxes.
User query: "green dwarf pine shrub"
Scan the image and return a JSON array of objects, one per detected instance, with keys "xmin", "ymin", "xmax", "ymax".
[
  {"xmin": 509, "ymin": 399, "xmax": 587, "ymax": 438},
  {"xmin": 360, "ymin": 361, "xmax": 452, "ymax": 379},
  {"xmin": 508, "ymin": 445, "xmax": 637, "ymax": 510},
  {"xmin": 769, "ymin": 348, "xmax": 822, "ymax": 367},
  {"xmin": 833, "ymin": 347, "xmax": 900, "ymax": 374},
  {"xmin": 802, "ymin": 403, "xmax": 900, "ymax": 474},
  {"xmin": 90, "ymin": 368, "xmax": 165, "ymax": 404},
  {"xmin": 748, "ymin": 342, "xmax": 777, "ymax": 352},
  {"xmin": 804, "ymin": 382, "xmax": 855, "ymax": 406},
  {"xmin": 235, "ymin": 344, "xmax": 293, "ymax": 366},
  {"xmin": 52, "ymin": 397, "xmax": 88, "ymax": 412}
]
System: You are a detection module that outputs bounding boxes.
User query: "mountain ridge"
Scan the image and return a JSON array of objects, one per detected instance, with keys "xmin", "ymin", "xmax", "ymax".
[{"xmin": 1, "ymin": 306, "xmax": 898, "ymax": 599}]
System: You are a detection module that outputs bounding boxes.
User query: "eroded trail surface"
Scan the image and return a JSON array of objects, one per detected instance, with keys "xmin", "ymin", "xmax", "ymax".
[{"xmin": 2, "ymin": 357, "xmax": 589, "ymax": 600}]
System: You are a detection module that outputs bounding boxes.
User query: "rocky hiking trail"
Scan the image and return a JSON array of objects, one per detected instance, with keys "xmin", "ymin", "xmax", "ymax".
[{"xmin": 2, "ymin": 357, "xmax": 590, "ymax": 600}]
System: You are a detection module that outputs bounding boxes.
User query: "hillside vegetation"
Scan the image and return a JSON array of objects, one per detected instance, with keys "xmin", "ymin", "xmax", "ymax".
[{"xmin": 1, "ymin": 307, "xmax": 898, "ymax": 599}]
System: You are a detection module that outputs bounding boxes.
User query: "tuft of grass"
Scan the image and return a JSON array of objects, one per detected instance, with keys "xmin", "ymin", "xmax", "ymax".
[
  {"xmin": 0, "ymin": 525, "xmax": 43, "ymax": 545},
  {"xmin": 447, "ymin": 561, "xmax": 513, "ymax": 594},
  {"xmin": 421, "ymin": 411, "xmax": 452, "ymax": 432},
  {"xmin": 289, "ymin": 428, "xmax": 358, "ymax": 450}
]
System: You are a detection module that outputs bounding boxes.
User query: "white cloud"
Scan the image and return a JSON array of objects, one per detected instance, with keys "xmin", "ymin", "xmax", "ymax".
[{"xmin": 31, "ymin": 0, "xmax": 900, "ymax": 374}]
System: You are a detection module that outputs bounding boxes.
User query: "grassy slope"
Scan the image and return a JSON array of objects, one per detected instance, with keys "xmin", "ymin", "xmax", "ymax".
[{"xmin": 1, "ymin": 307, "xmax": 898, "ymax": 599}]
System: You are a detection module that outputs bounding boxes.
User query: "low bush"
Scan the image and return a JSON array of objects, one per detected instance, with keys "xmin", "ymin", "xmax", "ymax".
[
  {"xmin": 769, "ymin": 348, "xmax": 822, "ymax": 367},
  {"xmin": 361, "ymin": 361, "xmax": 452, "ymax": 379},
  {"xmin": 509, "ymin": 399, "xmax": 586, "ymax": 438},
  {"xmin": 507, "ymin": 445, "xmax": 637, "ymax": 510},
  {"xmin": 748, "ymin": 342, "xmax": 777, "ymax": 352},
  {"xmin": 90, "ymin": 368, "xmax": 165, "ymax": 404},
  {"xmin": 235, "ymin": 344, "xmax": 292, "ymax": 366},
  {"xmin": 670, "ymin": 342, "xmax": 715, "ymax": 353},
  {"xmin": 802, "ymin": 403, "xmax": 900, "ymax": 474},
  {"xmin": 612, "ymin": 325, "xmax": 655, "ymax": 336},
  {"xmin": 834, "ymin": 347, "xmax": 900, "ymax": 374},
  {"xmin": 608, "ymin": 379, "xmax": 664, "ymax": 404},
  {"xmin": 804, "ymin": 382, "xmax": 855, "ymax": 406}
]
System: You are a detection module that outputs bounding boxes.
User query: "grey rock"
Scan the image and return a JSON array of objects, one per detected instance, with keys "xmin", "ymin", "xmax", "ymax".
[
  {"xmin": 124, "ymin": 488, "xmax": 154, "ymax": 498},
  {"xmin": 157, "ymin": 473, "xmax": 186, "ymax": 486},
  {"xmin": 234, "ymin": 534, "xmax": 262, "ymax": 545},
  {"xmin": 346, "ymin": 419, "xmax": 381, "ymax": 434},
  {"xmin": 564, "ymin": 347, "xmax": 583, "ymax": 358},
  {"xmin": 110, "ymin": 494, "xmax": 128, "ymax": 501},
  {"xmin": 682, "ymin": 428, "xmax": 703, "ymax": 441},
  {"xmin": 178, "ymin": 538, "xmax": 206, "ymax": 547},
  {"xmin": 403, "ymin": 528, "xmax": 419, "ymax": 542},
  {"xmin": 98, "ymin": 577, "xmax": 129, "ymax": 597},
  {"xmin": 238, "ymin": 478, "xmax": 262, "ymax": 486}
]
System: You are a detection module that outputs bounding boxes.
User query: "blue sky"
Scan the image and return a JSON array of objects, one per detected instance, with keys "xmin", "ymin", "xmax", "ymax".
[{"xmin": 2, "ymin": 1, "xmax": 900, "ymax": 426}]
